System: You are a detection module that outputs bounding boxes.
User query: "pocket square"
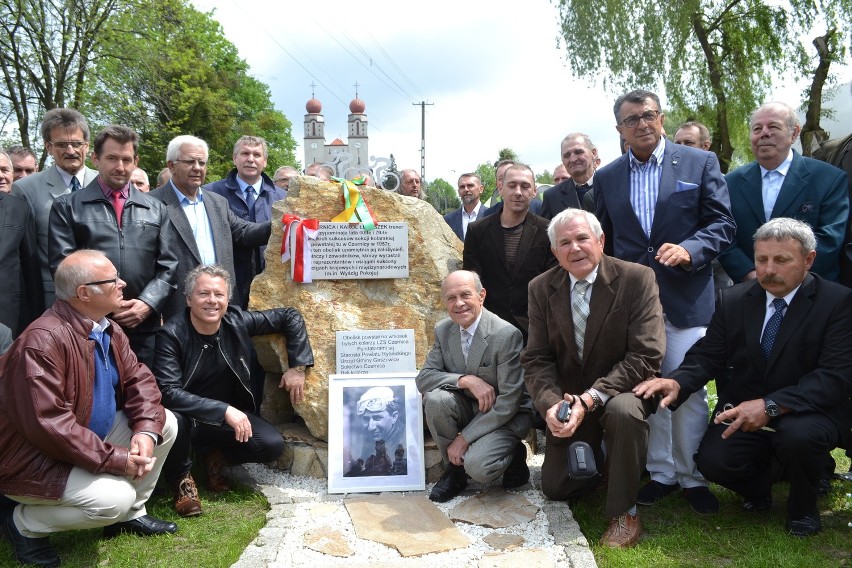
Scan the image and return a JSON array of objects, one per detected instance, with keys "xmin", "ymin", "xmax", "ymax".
[{"xmin": 676, "ymin": 180, "xmax": 699, "ymax": 192}]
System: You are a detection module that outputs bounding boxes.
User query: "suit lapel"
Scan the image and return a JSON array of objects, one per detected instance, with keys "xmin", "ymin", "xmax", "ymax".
[
  {"xmin": 765, "ymin": 274, "xmax": 814, "ymax": 369},
  {"xmin": 547, "ymin": 268, "xmax": 579, "ymax": 363},
  {"xmin": 741, "ymin": 163, "xmax": 766, "ymax": 223},
  {"xmin": 608, "ymin": 155, "xmax": 646, "ymax": 236},
  {"xmin": 582, "ymin": 256, "xmax": 617, "ymax": 365},
  {"xmin": 650, "ymin": 143, "xmax": 678, "ymax": 237},
  {"xmin": 743, "ymin": 283, "xmax": 768, "ymax": 373},
  {"xmin": 46, "ymin": 166, "xmax": 71, "ymax": 199},
  {"xmin": 445, "ymin": 322, "xmax": 467, "ymax": 373},
  {"xmin": 512, "ymin": 214, "xmax": 538, "ymax": 277},
  {"xmin": 560, "ymin": 182, "xmax": 577, "ymax": 210},
  {"xmin": 466, "ymin": 310, "xmax": 491, "ymax": 374},
  {"xmin": 160, "ymin": 186, "xmax": 203, "ymax": 263},
  {"xmin": 204, "ymin": 191, "xmax": 228, "ymax": 261},
  {"xmin": 487, "ymin": 215, "xmax": 510, "ymax": 274},
  {"xmin": 771, "ymin": 152, "xmax": 809, "ymax": 217}
]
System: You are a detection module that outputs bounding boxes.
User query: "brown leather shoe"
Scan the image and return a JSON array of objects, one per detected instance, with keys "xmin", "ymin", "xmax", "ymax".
[
  {"xmin": 204, "ymin": 450, "xmax": 231, "ymax": 492},
  {"xmin": 600, "ymin": 512, "xmax": 642, "ymax": 548},
  {"xmin": 175, "ymin": 473, "xmax": 203, "ymax": 517}
]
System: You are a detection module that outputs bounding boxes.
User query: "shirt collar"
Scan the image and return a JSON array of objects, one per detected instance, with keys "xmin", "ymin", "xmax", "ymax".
[
  {"xmin": 170, "ymin": 181, "xmax": 203, "ymax": 204},
  {"xmin": 758, "ymin": 149, "xmax": 794, "ymax": 178},
  {"xmin": 568, "ymin": 265, "xmax": 600, "ymax": 289},
  {"xmin": 236, "ymin": 175, "xmax": 261, "ymax": 195},
  {"xmin": 96, "ymin": 177, "xmax": 129, "ymax": 198},
  {"xmin": 57, "ymin": 167, "xmax": 85, "ymax": 189},
  {"xmin": 628, "ymin": 137, "xmax": 666, "ymax": 170},
  {"xmin": 764, "ymin": 282, "xmax": 801, "ymax": 309},
  {"xmin": 461, "ymin": 311, "xmax": 483, "ymax": 338},
  {"xmin": 89, "ymin": 317, "xmax": 112, "ymax": 336}
]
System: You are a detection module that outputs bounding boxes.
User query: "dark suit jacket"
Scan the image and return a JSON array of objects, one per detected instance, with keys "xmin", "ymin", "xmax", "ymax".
[
  {"xmin": 719, "ymin": 151, "xmax": 849, "ymax": 283},
  {"xmin": 416, "ymin": 308, "xmax": 534, "ymax": 444},
  {"xmin": 539, "ymin": 179, "xmax": 582, "ymax": 220},
  {"xmin": 522, "ymin": 255, "xmax": 665, "ymax": 416},
  {"xmin": 204, "ymin": 170, "xmax": 286, "ymax": 308},
  {"xmin": 463, "ymin": 209, "xmax": 556, "ymax": 340},
  {"xmin": 0, "ymin": 192, "xmax": 42, "ymax": 335},
  {"xmin": 12, "ymin": 165, "xmax": 98, "ymax": 306},
  {"xmin": 443, "ymin": 203, "xmax": 487, "ymax": 241},
  {"xmin": 595, "ymin": 141, "xmax": 735, "ymax": 328},
  {"xmin": 148, "ymin": 183, "xmax": 271, "ymax": 320},
  {"xmin": 671, "ymin": 274, "xmax": 852, "ymax": 440},
  {"xmin": 813, "ymin": 134, "xmax": 852, "ymax": 286}
]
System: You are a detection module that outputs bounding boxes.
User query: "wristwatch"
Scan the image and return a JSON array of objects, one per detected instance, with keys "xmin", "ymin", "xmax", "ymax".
[
  {"xmin": 763, "ymin": 398, "xmax": 780, "ymax": 418},
  {"xmin": 293, "ymin": 365, "xmax": 307, "ymax": 373}
]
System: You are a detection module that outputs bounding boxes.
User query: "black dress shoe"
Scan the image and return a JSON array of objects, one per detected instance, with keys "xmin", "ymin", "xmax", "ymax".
[
  {"xmin": 817, "ymin": 477, "xmax": 831, "ymax": 496},
  {"xmin": 742, "ymin": 495, "xmax": 772, "ymax": 513},
  {"xmin": 429, "ymin": 464, "xmax": 468, "ymax": 503},
  {"xmin": 683, "ymin": 486, "xmax": 719, "ymax": 515},
  {"xmin": 502, "ymin": 442, "xmax": 530, "ymax": 489},
  {"xmin": 636, "ymin": 480, "xmax": 678, "ymax": 506},
  {"xmin": 787, "ymin": 514, "xmax": 822, "ymax": 537},
  {"xmin": 103, "ymin": 514, "xmax": 178, "ymax": 538},
  {"xmin": 2, "ymin": 510, "xmax": 60, "ymax": 567}
]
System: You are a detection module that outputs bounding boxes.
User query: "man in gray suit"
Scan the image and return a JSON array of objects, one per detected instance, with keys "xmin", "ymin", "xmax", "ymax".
[
  {"xmin": 12, "ymin": 108, "xmax": 98, "ymax": 306},
  {"xmin": 523, "ymin": 208, "xmax": 665, "ymax": 548},
  {"xmin": 148, "ymin": 135, "xmax": 271, "ymax": 321},
  {"xmin": 416, "ymin": 270, "xmax": 534, "ymax": 502}
]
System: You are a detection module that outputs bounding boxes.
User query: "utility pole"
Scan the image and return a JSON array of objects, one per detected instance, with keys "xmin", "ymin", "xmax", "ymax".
[{"xmin": 412, "ymin": 101, "xmax": 433, "ymax": 182}]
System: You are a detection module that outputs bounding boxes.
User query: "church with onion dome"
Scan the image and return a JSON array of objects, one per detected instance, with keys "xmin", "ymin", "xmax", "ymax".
[{"xmin": 303, "ymin": 89, "xmax": 369, "ymax": 173}]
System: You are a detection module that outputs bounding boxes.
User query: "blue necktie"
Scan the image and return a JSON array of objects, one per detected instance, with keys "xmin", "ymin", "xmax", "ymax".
[
  {"xmin": 70, "ymin": 176, "xmax": 81, "ymax": 192},
  {"xmin": 761, "ymin": 298, "xmax": 787, "ymax": 359},
  {"xmin": 246, "ymin": 187, "xmax": 257, "ymax": 222}
]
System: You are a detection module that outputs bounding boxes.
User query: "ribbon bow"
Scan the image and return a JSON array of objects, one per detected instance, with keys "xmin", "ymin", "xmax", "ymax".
[
  {"xmin": 331, "ymin": 177, "xmax": 378, "ymax": 231},
  {"xmin": 280, "ymin": 214, "xmax": 320, "ymax": 283}
]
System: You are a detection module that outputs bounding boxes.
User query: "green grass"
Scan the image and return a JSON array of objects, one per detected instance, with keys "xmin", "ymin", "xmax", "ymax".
[
  {"xmin": 0, "ymin": 483, "xmax": 267, "ymax": 568},
  {"xmin": 573, "ymin": 381, "xmax": 852, "ymax": 567}
]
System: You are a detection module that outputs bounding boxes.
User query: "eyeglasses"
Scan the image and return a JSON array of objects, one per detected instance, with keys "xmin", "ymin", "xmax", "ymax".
[
  {"xmin": 356, "ymin": 396, "xmax": 393, "ymax": 415},
  {"xmin": 174, "ymin": 158, "xmax": 208, "ymax": 168},
  {"xmin": 273, "ymin": 178, "xmax": 290, "ymax": 184},
  {"xmin": 82, "ymin": 273, "xmax": 121, "ymax": 287},
  {"xmin": 50, "ymin": 140, "xmax": 87, "ymax": 150},
  {"xmin": 618, "ymin": 110, "xmax": 661, "ymax": 128}
]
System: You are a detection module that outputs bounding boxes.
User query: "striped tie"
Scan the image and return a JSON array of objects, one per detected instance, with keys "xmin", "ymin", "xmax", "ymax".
[{"xmin": 572, "ymin": 280, "xmax": 591, "ymax": 361}]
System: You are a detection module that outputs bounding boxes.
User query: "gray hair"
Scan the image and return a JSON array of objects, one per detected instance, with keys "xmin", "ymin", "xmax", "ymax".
[
  {"xmin": 547, "ymin": 208, "xmax": 604, "ymax": 247},
  {"xmin": 166, "ymin": 135, "xmax": 209, "ymax": 163},
  {"xmin": 5, "ymin": 145, "xmax": 36, "ymax": 161},
  {"xmin": 40, "ymin": 108, "xmax": 90, "ymax": 143},
  {"xmin": 442, "ymin": 270, "xmax": 483, "ymax": 294},
  {"xmin": 233, "ymin": 135, "xmax": 268, "ymax": 158},
  {"xmin": 753, "ymin": 218, "xmax": 816, "ymax": 256},
  {"xmin": 561, "ymin": 133, "xmax": 596, "ymax": 153},
  {"xmin": 613, "ymin": 89, "xmax": 661, "ymax": 122},
  {"xmin": 184, "ymin": 264, "xmax": 232, "ymax": 299},
  {"xmin": 54, "ymin": 250, "xmax": 109, "ymax": 300},
  {"xmin": 749, "ymin": 102, "xmax": 800, "ymax": 133}
]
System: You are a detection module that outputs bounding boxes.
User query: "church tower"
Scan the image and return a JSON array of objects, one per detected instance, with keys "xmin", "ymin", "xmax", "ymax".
[{"xmin": 303, "ymin": 94, "xmax": 325, "ymax": 166}]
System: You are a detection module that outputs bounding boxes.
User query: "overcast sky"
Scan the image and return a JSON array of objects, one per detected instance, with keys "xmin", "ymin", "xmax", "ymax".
[{"xmin": 193, "ymin": 0, "xmax": 851, "ymax": 184}]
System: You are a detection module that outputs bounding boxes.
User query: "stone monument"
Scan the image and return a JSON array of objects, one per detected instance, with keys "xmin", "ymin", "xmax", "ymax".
[{"xmin": 249, "ymin": 176, "xmax": 463, "ymax": 440}]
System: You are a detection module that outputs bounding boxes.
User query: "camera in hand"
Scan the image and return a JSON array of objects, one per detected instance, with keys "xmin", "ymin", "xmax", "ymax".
[{"xmin": 557, "ymin": 400, "xmax": 572, "ymax": 422}]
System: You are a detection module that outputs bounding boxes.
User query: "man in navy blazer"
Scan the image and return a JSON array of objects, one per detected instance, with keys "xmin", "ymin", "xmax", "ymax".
[
  {"xmin": 636, "ymin": 218, "xmax": 852, "ymax": 536},
  {"xmin": 719, "ymin": 102, "xmax": 849, "ymax": 283},
  {"xmin": 443, "ymin": 173, "xmax": 487, "ymax": 241},
  {"xmin": 595, "ymin": 89, "xmax": 735, "ymax": 514},
  {"xmin": 540, "ymin": 133, "xmax": 596, "ymax": 219},
  {"xmin": 204, "ymin": 135, "xmax": 286, "ymax": 309}
]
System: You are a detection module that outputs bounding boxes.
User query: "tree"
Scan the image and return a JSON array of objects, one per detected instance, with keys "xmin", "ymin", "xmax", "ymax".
[
  {"xmin": 0, "ymin": 0, "xmax": 120, "ymax": 162},
  {"xmin": 381, "ymin": 153, "xmax": 400, "ymax": 190},
  {"xmin": 553, "ymin": 0, "xmax": 803, "ymax": 172},
  {"xmin": 424, "ymin": 178, "xmax": 459, "ymax": 215},
  {"xmin": 537, "ymin": 171, "xmax": 554, "ymax": 185},
  {"xmin": 84, "ymin": 0, "xmax": 296, "ymax": 178},
  {"xmin": 474, "ymin": 162, "xmax": 496, "ymax": 204}
]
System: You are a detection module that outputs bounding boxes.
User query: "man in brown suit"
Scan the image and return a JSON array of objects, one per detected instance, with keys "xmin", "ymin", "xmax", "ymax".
[{"xmin": 522, "ymin": 208, "xmax": 665, "ymax": 548}]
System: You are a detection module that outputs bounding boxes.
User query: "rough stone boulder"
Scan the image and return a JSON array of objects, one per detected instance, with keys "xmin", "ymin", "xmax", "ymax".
[{"xmin": 249, "ymin": 176, "xmax": 463, "ymax": 440}]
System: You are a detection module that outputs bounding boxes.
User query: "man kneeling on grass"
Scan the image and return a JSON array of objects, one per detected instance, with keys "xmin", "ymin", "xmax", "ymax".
[{"xmin": 152, "ymin": 264, "xmax": 314, "ymax": 517}]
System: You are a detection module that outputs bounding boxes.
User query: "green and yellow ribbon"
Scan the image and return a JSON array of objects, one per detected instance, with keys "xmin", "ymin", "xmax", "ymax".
[{"xmin": 331, "ymin": 176, "xmax": 378, "ymax": 231}]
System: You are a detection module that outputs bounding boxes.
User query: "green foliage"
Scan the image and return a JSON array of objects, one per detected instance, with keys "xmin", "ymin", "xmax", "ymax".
[
  {"xmin": 82, "ymin": 0, "xmax": 296, "ymax": 179},
  {"xmin": 537, "ymin": 170, "xmax": 555, "ymax": 185},
  {"xmin": 424, "ymin": 177, "xmax": 460, "ymax": 215},
  {"xmin": 474, "ymin": 162, "xmax": 496, "ymax": 204},
  {"xmin": 552, "ymin": 0, "xmax": 827, "ymax": 172}
]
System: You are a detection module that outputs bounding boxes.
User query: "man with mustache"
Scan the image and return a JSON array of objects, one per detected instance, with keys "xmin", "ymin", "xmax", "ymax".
[
  {"xmin": 635, "ymin": 218, "xmax": 852, "ymax": 536},
  {"xmin": 719, "ymin": 102, "xmax": 849, "ymax": 283}
]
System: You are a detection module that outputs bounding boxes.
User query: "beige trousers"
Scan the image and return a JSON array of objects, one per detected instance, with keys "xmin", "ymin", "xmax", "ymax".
[{"xmin": 8, "ymin": 409, "xmax": 176, "ymax": 538}]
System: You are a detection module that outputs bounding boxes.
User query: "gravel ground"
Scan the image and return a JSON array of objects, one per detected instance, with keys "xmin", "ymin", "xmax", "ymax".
[{"xmin": 232, "ymin": 450, "xmax": 595, "ymax": 568}]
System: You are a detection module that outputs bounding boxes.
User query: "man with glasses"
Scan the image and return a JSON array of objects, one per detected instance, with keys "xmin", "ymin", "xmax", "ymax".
[
  {"xmin": 273, "ymin": 165, "xmax": 298, "ymax": 195},
  {"xmin": 13, "ymin": 108, "xmax": 99, "ymax": 307},
  {"xmin": 0, "ymin": 250, "xmax": 178, "ymax": 567},
  {"xmin": 149, "ymin": 135, "xmax": 272, "ymax": 323},
  {"xmin": 594, "ymin": 89, "xmax": 735, "ymax": 515},
  {"xmin": 49, "ymin": 125, "xmax": 178, "ymax": 367}
]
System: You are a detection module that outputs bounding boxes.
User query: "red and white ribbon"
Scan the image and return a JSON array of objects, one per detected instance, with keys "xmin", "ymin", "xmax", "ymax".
[{"xmin": 280, "ymin": 214, "xmax": 320, "ymax": 283}]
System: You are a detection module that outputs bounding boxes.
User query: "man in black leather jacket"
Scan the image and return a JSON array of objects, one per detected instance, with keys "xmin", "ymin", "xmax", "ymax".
[
  {"xmin": 49, "ymin": 125, "xmax": 178, "ymax": 365},
  {"xmin": 152, "ymin": 264, "xmax": 314, "ymax": 517}
]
